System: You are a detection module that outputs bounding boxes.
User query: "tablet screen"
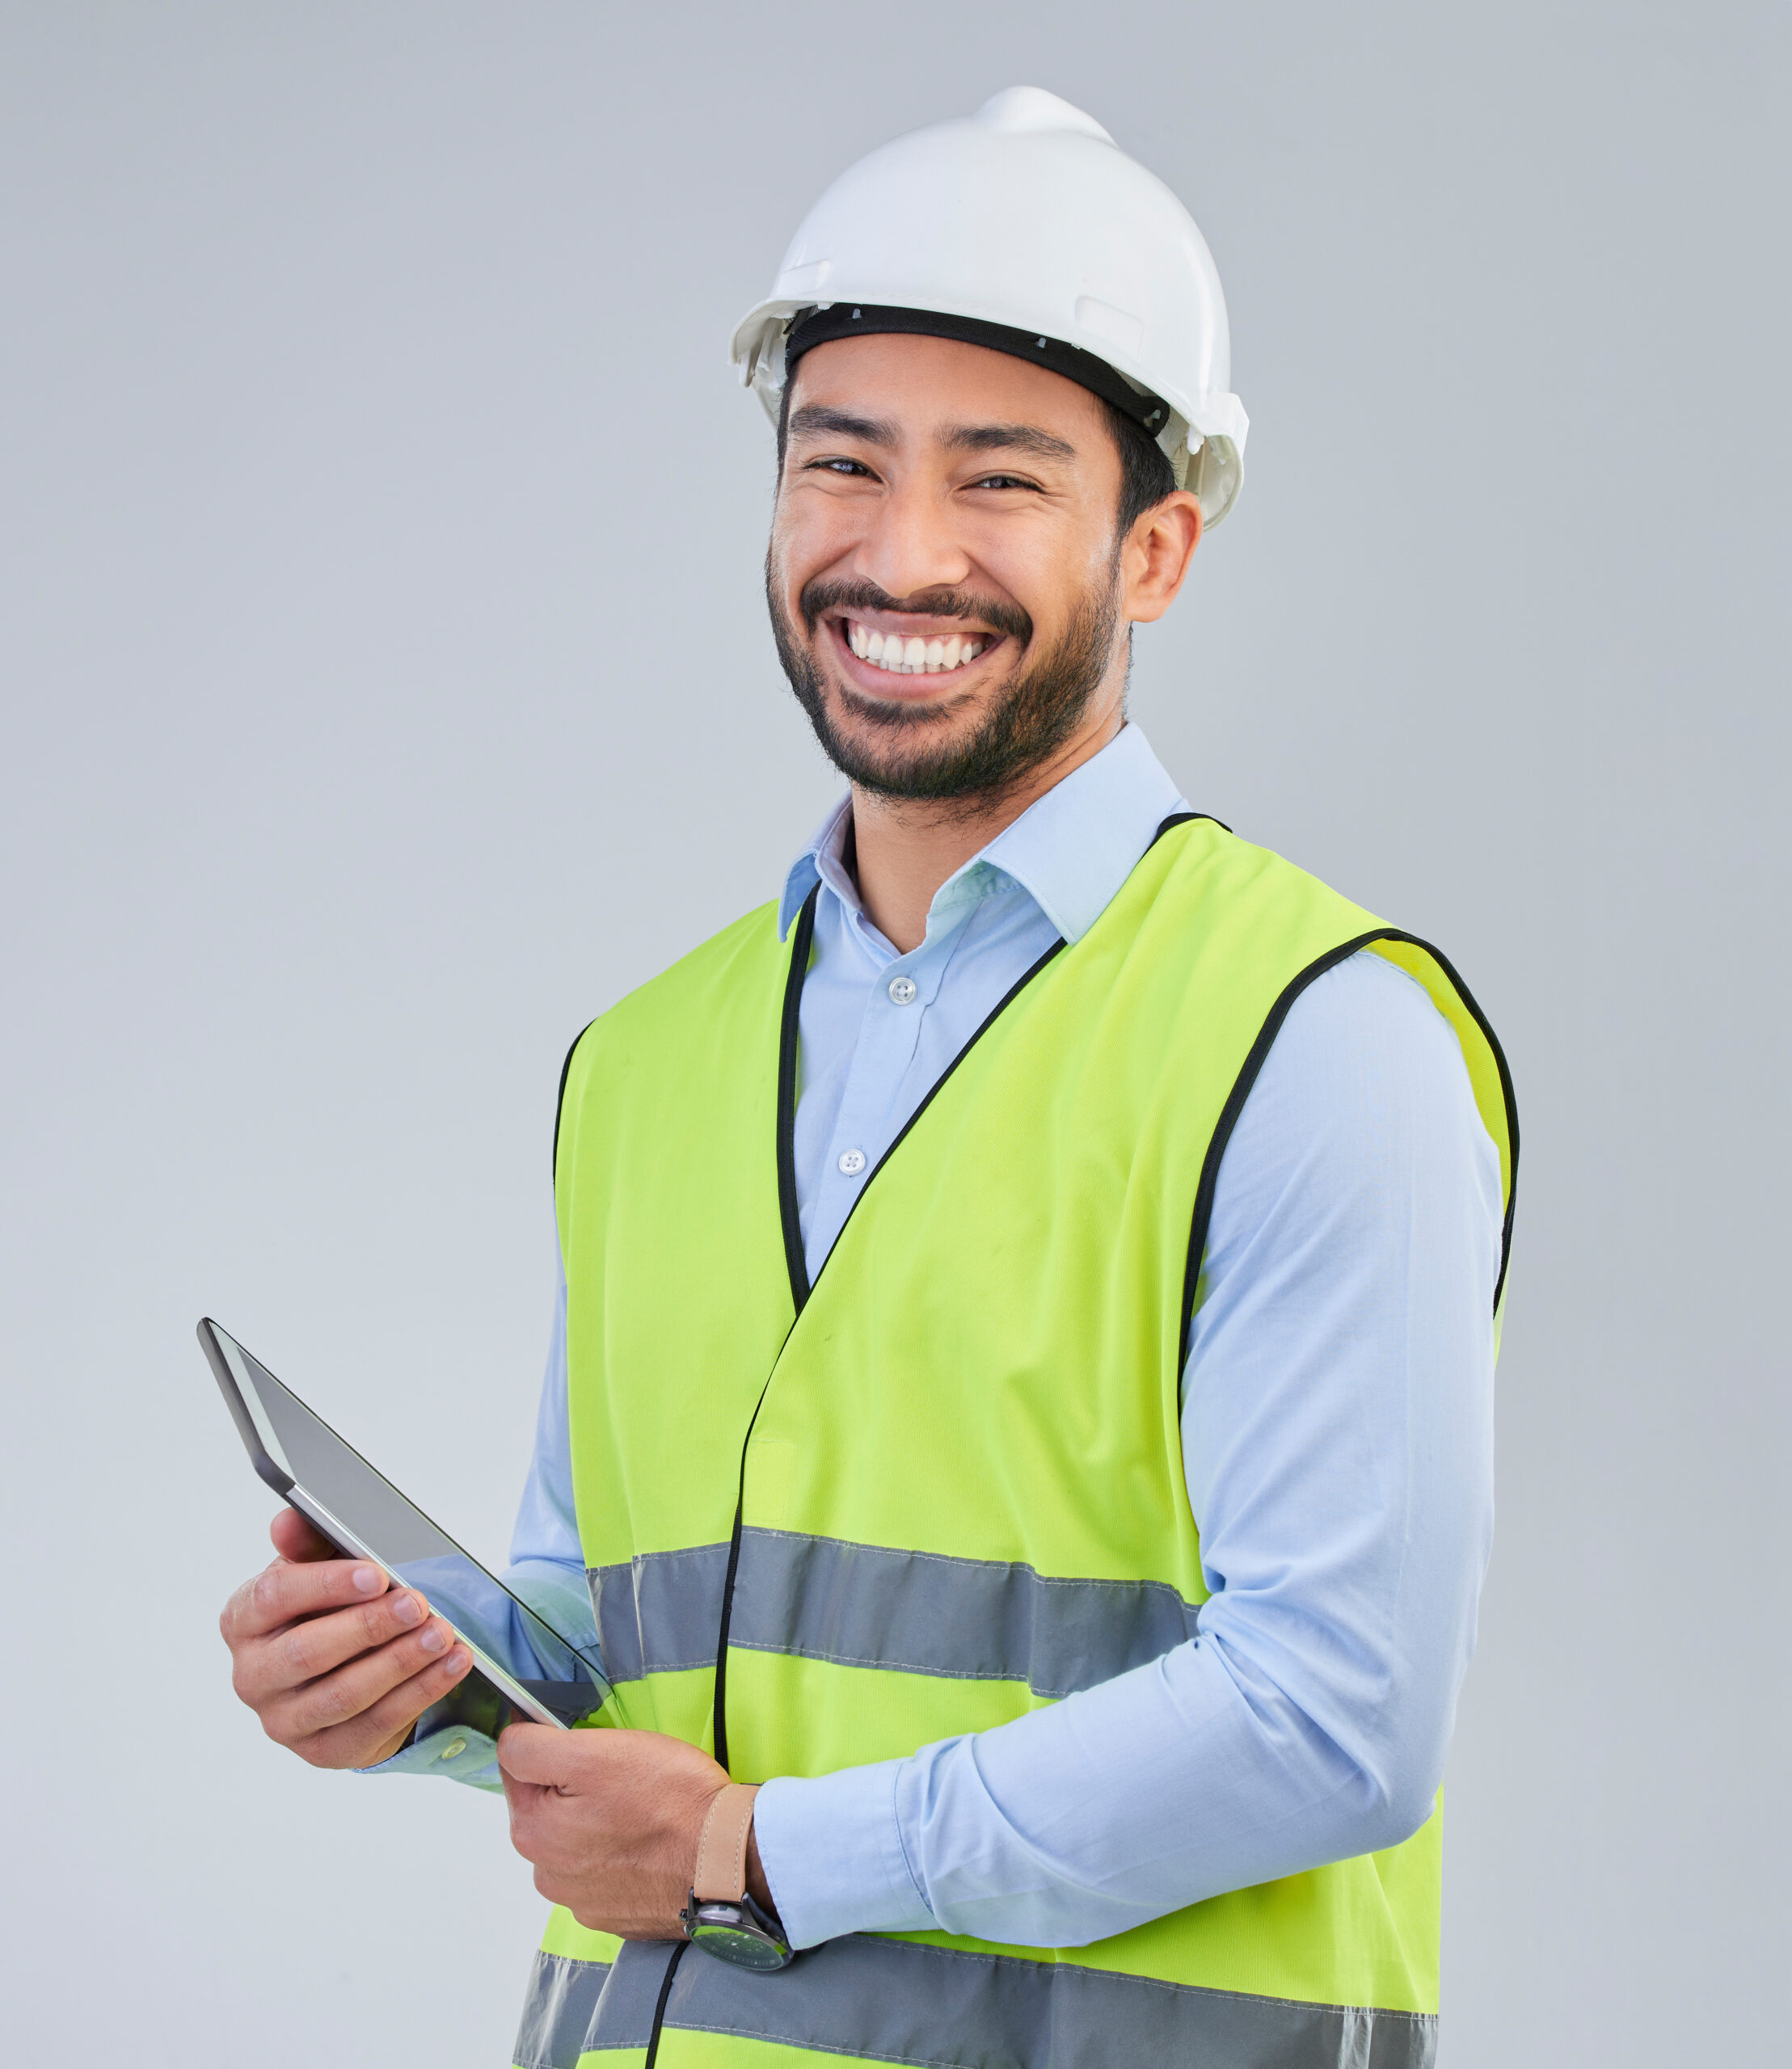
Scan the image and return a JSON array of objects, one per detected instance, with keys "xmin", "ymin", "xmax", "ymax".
[{"xmin": 204, "ymin": 1320, "xmax": 607, "ymax": 1705}]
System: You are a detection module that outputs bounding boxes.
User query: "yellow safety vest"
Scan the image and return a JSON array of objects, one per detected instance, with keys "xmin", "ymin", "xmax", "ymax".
[{"xmin": 515, "ymin": 815, "xmax": 1516, "ymax": 2069}]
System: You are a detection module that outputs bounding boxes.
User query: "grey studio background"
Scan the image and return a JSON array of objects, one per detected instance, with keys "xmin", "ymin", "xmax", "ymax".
[{"xmin": 2, "ymin": 4, "xmax": 1786, "ymax": 2063}]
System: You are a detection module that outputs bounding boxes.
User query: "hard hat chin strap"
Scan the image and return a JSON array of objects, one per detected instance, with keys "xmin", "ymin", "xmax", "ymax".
[{"xmin": 783, "ymin": 303, "xmax": 1174, "ymax": 442}]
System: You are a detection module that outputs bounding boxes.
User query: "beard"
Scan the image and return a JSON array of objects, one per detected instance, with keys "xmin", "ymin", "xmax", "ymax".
[{"xmin": 766, "ymin": 562, "xmax": 1123, "ymax": 808}]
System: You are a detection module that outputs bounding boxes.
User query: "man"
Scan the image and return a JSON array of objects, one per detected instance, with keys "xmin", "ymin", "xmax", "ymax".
[{"xmin": 219, "ymin": 88, "xmax": 1515, "ymax": 2067}]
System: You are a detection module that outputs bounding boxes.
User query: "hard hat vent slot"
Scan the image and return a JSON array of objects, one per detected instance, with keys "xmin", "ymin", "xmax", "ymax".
[{"xmin": 1074, "ymin": 296, "xmax": 1145, "ymax": 360}]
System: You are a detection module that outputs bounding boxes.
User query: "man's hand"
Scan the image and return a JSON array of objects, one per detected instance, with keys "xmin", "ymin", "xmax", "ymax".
[
  {"xmin": 499, "ymin": 1724, "xmax": 777, "ymax": 1940},
  {"xmin": 219, "ymin": 1507, "xmax": 474, "ymax": 1769}
]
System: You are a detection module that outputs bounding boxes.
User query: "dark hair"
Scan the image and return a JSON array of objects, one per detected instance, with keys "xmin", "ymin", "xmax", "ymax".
[
  {"xmin": 775, "ymin": 381, "xmax": 1177, "ymax": 539},
  {"xmin": 1103, "ymin": 398, "xmax": 1179, "ymax": 537}
]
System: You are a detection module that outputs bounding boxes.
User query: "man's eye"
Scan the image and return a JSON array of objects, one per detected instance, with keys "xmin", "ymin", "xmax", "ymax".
[
  {"xmin": 972, "ymin": 474, "xmax": 1036, "ymax": 492},
  {"xmin": 807, "ymin": 456, "xmax": 874, "ymax": 477}
]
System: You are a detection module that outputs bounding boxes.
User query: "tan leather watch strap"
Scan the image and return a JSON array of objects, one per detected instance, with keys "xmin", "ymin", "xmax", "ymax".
[{"xmin": 691, "ymin": 1782, "xmax": 761, "ymax": 1903}]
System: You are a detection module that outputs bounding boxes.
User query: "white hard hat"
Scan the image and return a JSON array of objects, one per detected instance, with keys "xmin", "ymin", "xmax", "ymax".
[{"xmin": 731, "ymin": 86, "xmax": 1248, "ymax": 526}]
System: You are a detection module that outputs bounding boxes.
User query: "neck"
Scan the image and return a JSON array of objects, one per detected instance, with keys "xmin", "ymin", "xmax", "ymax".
[{"xmin": 848, "ymin": 697, "xmax": 1125, "ymax": 954}]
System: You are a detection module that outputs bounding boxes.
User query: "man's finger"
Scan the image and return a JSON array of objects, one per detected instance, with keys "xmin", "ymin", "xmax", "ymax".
[
  {"xmin": 496, "ymin": 1721, "xmax": 575, "ymax": 1787},
  {"xmin": 500, "ymin": 1768, "xmax": 563, "ymax": 1873},
  {"xmin": 270, "ymin": 1506, "xmax": 336, "ymax": 1564},
  {"xmin": 346, "ymin": 1644, "xmax": 475, "ymax": 1760},
  {"xmin": 234, "ymin": 1587, "xmax": 435, "ymax": 1705},
  {"xmin": 224, "ymin": 1553, "xmax": 389, "ymax": 1645},
  {"xmin": 500, "ymin": 1761, "xmax": 554, "ymax": 1814},
  {"xmin": 299, "ymin": 1645, "xmax": 476, "ymax": 1771},
  {"xmin": 500, "ymin": 1763, "xmax": 540, "ymax": 1833},
  {"xmin": 265, "ymin": 1624, "xmax": 468, "ymax": 1746}
]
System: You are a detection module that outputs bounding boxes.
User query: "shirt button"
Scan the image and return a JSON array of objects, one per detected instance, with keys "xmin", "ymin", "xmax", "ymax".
[
  {"xmin": 440, "ymin": 1737, "xmax": 467, "ymax": 1761},
  {"xmin": 837, "ymin": 1148, "xmax": 867, "ymax": 1176},
  {"xmin": 887, "ymin": 975, "xmax": 917, "ymax": 1005}
]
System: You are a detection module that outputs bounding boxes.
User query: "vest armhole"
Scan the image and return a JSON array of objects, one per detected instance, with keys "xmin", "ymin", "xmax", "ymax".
[
  {"xmin": 551, "ymin": 1018, "xmax": 601, "ymax": 1196},
  {"xmin": 1370, "ymin": 929, "xmax": 1520, "ymax": 1313},
  {"xmin": 1176, "ymin": 929, "xmax": 1520, "ymax": 1372}
]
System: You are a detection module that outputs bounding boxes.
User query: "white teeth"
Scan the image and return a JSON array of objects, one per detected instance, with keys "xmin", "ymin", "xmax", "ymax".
[{"xmin": 845, "ymin": 622, "xmax": 987, "ymax": 676}]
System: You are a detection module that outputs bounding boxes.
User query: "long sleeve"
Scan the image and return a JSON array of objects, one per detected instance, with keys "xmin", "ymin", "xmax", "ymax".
[
  {"xmin": 752, "ymin": 949, "xmax": 1503, "ymax": 1949},
  {"xmin": 369, "ymin": 1267, "xmax": 596, "ymax": 1786},
  {"xmin": 502, "ymin": 1267, "xmax": 603, "ymax": 1649}
]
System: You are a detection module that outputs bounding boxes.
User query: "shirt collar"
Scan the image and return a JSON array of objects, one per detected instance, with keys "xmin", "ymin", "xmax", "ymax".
[{"xmin": 778, "ymin": 723, "xmax": 1187, "ymax": 945}]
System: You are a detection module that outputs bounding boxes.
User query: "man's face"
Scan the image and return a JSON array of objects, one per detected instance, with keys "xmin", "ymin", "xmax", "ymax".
[{"xmin": 765, "ymin": 332, "xmax": 1137, "ymax": 806}]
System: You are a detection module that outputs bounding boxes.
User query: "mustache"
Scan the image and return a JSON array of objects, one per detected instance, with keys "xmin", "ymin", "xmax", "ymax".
[{"xmin": 799, "ymin": 577, "xmax": 1032, "ymax": 647}]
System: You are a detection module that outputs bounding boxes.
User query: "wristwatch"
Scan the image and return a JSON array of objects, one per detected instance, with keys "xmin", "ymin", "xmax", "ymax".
[{"xmin": 680, "ymin": 1783, "xmax": 793, "ymax": 1970}]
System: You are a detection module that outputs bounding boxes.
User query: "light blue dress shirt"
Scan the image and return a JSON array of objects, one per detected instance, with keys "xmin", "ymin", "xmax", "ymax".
[{"xmin": 382, "ymin": 725, "xmax": 1502, "ymax": 1956}]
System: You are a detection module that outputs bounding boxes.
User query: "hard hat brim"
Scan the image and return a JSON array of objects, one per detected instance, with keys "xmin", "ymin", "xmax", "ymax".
[{"xmin": 732, "ymin": 297, "xmax": 1246, "ymax": 527}]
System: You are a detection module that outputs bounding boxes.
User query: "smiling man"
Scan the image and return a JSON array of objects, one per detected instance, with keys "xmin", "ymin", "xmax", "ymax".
[
  {"xmin": 764, "ymin": 330, "xmax": 1200, "ymax": 954},
  {"xmin": 218, "ymin": 89, "xmax": 1516, "ymax": 2068}
]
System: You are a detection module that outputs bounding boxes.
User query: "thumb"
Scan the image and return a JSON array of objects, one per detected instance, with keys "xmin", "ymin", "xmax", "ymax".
[
  {"xmin": 271, "ymin": 1505, "xmax": 339, "ymax": 1564},
  {"xmin": 498, "ymin": 1721, "xmax": 571, "ymax": 1787},
  {"xmin": 499, "ymin": 1762, "xmax": 542, "ymax": 1815}
]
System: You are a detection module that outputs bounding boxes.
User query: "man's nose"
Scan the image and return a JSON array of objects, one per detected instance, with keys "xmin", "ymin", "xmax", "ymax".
[{"xmin": 851, "ymin": 479, "xmax": 972, "ymax": 602}]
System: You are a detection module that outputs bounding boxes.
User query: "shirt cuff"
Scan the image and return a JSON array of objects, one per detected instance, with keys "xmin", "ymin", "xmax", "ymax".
[
  {"xmin": 357, "ymin": 1705, "xmax": 503, "ymax": 1792},
  {"xmin": 753, "ymin": 1759, "xmax": 934, "ymax": 1949}
]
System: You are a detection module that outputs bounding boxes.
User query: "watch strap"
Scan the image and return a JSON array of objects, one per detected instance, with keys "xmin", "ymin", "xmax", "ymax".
[{"xmin": 692, "ymin": 1782, "xmax": 760, "ymax": 1903}]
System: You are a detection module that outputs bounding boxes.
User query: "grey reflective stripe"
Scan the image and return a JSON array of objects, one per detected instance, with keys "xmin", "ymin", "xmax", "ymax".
[
  {"xmin": 588, "ymin": 1530, "xmax": 1202, "ymax": 1700},
  {"xmin": 542, "ymin": 1935, "xmax": 1436, "ymax": 2069},
  {"xmin": 512, "ymin": 1952, "xmax": 614, "ymax": 2069},
  {"xmin": 588, "ymin": 1543, "xmax": 731, "ymax": 1682},
  {"xmin": 734, "ymin": 1528, "xmax": 1204, "ymax": 1699},
  {"xmin": 513, "ymin": 1947, "xmax": 686, "ymax": 2065}
]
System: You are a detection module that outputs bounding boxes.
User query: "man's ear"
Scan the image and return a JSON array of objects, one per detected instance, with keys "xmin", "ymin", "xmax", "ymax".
[{"xmin": 1124, "ymin": 491, "xmax": 1203, "ymax": 624}]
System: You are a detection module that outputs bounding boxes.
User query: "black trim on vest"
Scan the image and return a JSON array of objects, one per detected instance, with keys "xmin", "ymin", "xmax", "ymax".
[
  {"xmin": 777, "ymin": 886, "xmax": 820, "ymax": 1314},
  {"xmin": 1150, "ymin": 808, "xmax": 1232, "ymax": 842},
  {"xmin": 710, "ymin": 1446, "xmax": 760, "ymax": 1775},
  {"xmin": 715, "ymin": 886, "xmax": 820, "ymax": 1774},
  {"xmin": 803, "ymin": 933, "xmax": 1069, "ymax": 1303},
  {"xmin": 712, "ymin": 890, "xmax": 1067, "ymax": 1772},
  {"xmin": 1176, "ymin": 926, "xmax": 1521, "ymax": 1371},
  {"xmin": 642, "ymin": 1940, "xmax": 688, "ymax": 2069},
  {"xmin": 551, "ymin": 1019, "xmax": 599, "ymax": 1185}
]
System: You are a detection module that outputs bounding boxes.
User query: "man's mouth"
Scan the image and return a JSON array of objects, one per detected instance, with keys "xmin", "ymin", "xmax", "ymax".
[{"xmin": 836, "ymin": 616, "xmax": 993, "ymax": 678}]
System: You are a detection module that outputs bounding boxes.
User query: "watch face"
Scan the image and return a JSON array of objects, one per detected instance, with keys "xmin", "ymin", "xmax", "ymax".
[
  {"xmin": 692, "ymin": 1919, "xmax": 790, "ymax": 1970},
  {"xmin": 686, "ymin": 1900, "xmax": 793, "ymax": 1971}
]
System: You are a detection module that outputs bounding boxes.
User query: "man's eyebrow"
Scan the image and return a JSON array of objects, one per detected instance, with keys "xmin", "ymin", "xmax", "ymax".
[
  {"xmin": 941, "ymin": 422, "xmax": 1077, "ymax": 461},
  {"xmin": 787, "ymin": 404, "xmax": 900, "ymax": 446}
]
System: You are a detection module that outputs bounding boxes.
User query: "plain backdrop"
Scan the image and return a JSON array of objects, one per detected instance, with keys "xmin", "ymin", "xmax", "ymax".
[{"xmin": 2, "ymin": 5, "xmax": 1786, "ymax": 2063}]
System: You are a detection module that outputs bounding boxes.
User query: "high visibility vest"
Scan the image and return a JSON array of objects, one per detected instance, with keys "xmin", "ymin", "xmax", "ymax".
[{"xmin": 514, "ymin": 815, "xmax": 1517, "ymax": 2069}]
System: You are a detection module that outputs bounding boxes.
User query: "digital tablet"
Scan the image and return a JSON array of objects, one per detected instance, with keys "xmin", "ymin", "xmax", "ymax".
[{"xmin": 200, "ymin": 1317, "xmax": 609, "ymax": 1733}]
